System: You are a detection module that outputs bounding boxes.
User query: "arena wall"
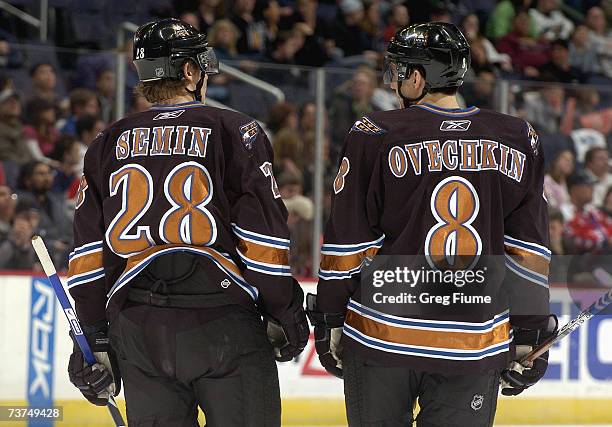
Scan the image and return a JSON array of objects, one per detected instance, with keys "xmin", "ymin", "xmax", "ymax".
[{"xmin": 1, "ymin": 275, "xmax": 611, "ymax": 426}]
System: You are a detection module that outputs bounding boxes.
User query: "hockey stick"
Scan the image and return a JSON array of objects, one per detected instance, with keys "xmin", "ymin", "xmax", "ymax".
[
  {"xmin": 31, "ymin": 236, "xmax": 126, "ymax": 427},
  {"xmin": 521, "ymin": 273, "xmax": 612, "ymax": 365}
]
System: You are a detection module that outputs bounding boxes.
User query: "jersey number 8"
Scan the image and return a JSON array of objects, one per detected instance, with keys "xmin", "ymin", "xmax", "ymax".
[
  {"xmin": 105, "ymin": 162, "xmax": 216, "ymax": 257},
  {"xmin": 425, "ymin": 176, "xmax": 482, "ymax": 269}
]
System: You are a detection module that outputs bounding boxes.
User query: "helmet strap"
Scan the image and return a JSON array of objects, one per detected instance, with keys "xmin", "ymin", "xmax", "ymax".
[
  {"xmin": 186, "ymin": 74, "xmax": 205, "ymax": 102},
  {"xmin": 398, "ymin": 79, "xmax": 429, "ymax": 108}
]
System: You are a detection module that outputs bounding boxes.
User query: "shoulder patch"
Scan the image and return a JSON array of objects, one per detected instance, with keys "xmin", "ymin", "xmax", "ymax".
[
  {"xmin": 526, "ymin": 121, "xmax": 539, "ymax": 156},
  {"xmin": 239, "ymin": 121, "xmax": 259, "ymax": 150},
  {"xmin": 350, "ymin": 116, "xmax": 386, "ymax": 135}
]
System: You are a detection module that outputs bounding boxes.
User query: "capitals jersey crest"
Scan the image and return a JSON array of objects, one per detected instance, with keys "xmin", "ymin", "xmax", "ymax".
[
  {"xmin": 350, "ymin": 116, "xmax": 386, "ymax": 135},
  {"xmin": 239, "ymin": 121, "xmax": 259, "ymax": 150},
  {"xmin": 526, "ymin": 121, "xmax": 540, "ymax": 156}
]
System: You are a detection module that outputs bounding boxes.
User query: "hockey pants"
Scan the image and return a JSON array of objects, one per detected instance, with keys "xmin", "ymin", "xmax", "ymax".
[
  {"xmin": 108, "ymin": 304, "xmax": 281, "ymax": 426},
  {"xmin": 343, "ymin": 351, "xmax": 500, "ymax": 427}
]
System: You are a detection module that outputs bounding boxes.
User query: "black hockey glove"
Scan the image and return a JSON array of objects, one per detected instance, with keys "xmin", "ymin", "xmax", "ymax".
[
  {"xmin": 501, "ymin": 315, "xmax": 558, "ymax": 396},
  {"xmin": 265, "ymin": 281, "xmax": 310, "ymax": 362},
  {"xmin": 68, "ymin": 322, "xmax": 121, "ymax": 406},
  {"xmin": 306, "ymin": 293, "xmax": 345, "ymax": 378}
]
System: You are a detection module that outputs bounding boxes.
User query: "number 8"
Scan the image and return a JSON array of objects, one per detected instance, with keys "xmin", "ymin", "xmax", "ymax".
[{"xmin": 425, "ymin": 175, "xmax": 482, "ymax": 269}]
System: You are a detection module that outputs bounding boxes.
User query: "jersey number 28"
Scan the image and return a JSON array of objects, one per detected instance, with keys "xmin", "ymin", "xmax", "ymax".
[{"xmin": 105, "ymin": 162, "xmax": 217, "ymax": 257}]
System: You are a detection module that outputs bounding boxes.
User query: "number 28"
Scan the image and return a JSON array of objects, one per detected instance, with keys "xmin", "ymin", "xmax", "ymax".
[{"xmin": 105, "ymin": 162, "xmax": 217, "ymax": 257}]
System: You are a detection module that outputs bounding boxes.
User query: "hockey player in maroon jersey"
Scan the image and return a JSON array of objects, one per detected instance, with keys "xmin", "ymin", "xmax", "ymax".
[
  {"xmin": 65, "ymin": 19, "xmax": 308, "ymax": 426},
  {"xmin": 308, "ymin": 23, "xmax": 557, "ymax": 426}
]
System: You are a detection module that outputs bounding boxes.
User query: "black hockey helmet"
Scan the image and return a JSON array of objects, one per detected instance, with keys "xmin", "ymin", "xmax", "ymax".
[
  {"xmin": 132, "ymin": 18, "xmax": 219, "ymax": 83},
  {"xmin": 383, "ymin": 22, "xmax": 470, "ymax": 91}
]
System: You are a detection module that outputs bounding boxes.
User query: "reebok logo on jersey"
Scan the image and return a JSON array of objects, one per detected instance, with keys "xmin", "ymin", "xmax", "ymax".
[
  {"xmin": 153, "ymin": 110, "xmax": 186, "ymax": 120},
  {"xmin": 350, "ymin": 116, "xmax": 386, "ymax": 135},
  {"xmin": 240, "ymin": 121, "xmax": 259, "ymax": 150},
  {"xmin": 440, "ymin": 120, "xmax": 471, "ymax": 131}
]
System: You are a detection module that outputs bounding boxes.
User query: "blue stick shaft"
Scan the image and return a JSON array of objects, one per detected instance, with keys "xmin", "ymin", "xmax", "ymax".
[{"xmin": 31, "ymin": 236, "xmax": 126, "ymax": 426}]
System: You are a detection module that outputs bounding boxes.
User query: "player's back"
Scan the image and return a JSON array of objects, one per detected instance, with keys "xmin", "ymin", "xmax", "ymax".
[
  {"xmin": 373, "ymin": 103, "xmax": 546, "ymax": 263},
  {"xmin": 70, "ymin": 101, "xmax": 292, "ymax": 320},
  {"xmin": 319, "ymin": 102, "xmax": 550, "ymax": 373}
]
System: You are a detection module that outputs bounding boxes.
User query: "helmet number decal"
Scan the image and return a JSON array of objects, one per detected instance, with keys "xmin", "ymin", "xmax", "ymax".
[{"xmin": 135, "ymin": 48, "xmax": 145, "ymax": 59}]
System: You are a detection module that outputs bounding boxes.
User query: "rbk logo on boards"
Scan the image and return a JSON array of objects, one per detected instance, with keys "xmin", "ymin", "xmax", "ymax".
[{"xmin": 440, "ymin": 120, "xmax": 471, "ymax": 131}]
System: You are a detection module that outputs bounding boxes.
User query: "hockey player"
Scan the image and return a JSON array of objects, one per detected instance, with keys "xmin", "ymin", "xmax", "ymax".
[
  {"xmin": 308, "ymin": 23, "xmax": 557, "ymax": 426},
  {"xmin": 65, "ymin": 19, "xmax": 308, "ymax": 426}
]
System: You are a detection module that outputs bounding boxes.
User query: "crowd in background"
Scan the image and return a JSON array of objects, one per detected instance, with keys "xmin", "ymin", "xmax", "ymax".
[{"xmin": 0, "ymin": 0, "xmax": 611, "ymax": 285}]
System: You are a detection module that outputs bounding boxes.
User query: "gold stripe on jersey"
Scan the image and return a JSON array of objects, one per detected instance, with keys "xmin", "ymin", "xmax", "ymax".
[
  {"xmin": 345, "ymin": 310, "xmax": 511, "ymax": 351},
  {"xmin": 68, "ymin": 251, "xmax": 103, "ymax": 278},
  {"xmin": 237, "ymin": 239, "xmax": 289, "ymax": 266},
  {"xmin": 504, "ymin": 245, "xmax": 550, "ymax": 277},
  {"xmin": 320, "ymin": 246, "xmax": 380, "ymax": 275}
]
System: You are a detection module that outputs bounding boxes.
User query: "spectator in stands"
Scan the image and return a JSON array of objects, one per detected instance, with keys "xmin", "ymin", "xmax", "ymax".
[
  {"xmin": 180, "ymin": 12, "xmax": 201, "ymax": 30},
  {"xmin": 208, "ymin": 19, "xmax": 241, "ymax": 59},
  {"xmin": 523, "ymin": 85, "xmax": 565, "ymax": 133},
  {"xmin": 332, "ymin": 0, "xmax": 373, "ymax": 58},
  {"xmin": 257, "ymin": 0, "xmax": 282, "ymax": 52},
  {"xmin": 288, "ymin": 0, "xmax": 331, "ymax": 66},
  {"xmin": 584, "ymin": 146, "xmax": 612, "ymax": 207},
  {"xmin": 529, "ymin": 0, "xmax": 574, "ymax": 41},
  {"xmin": 585, "ymin": 6, "xmax": 612, "ymax": 80},
  {"xmin": 383, "ymin": 4, "xmax": 409, "ymax": 43},
  {"xmin": 539, "ymin": 39, "xmax": 585, "ymax": 83},
  {"xmin": 0, "ymin": 88, "xmax": 32, "ymax": 165},
  {"xmin": 197, "ymin": 0, "xmax": 227, "ymax": 34},
  {"xmin": 284, "ymin": 193, "xmax": 314, "ymax": 276},
  {"xmin": 0, "ymin": 185, "xmax": 15, "ymax": 241},
  {"xmin": 360, "ymin": 0, "xmax": 383, "ymax": 50},
  {"xmin": 95, "ymin": 68, "xmax": 116, "ymax": 123},
  {"xmin": 278, "ymin": 170, "xmax": 304, "ymax": 200},
  {"xmin": 268, "ymin": 101, "xmax": 299, "ymax": 134},
  {"xmin": 16, "ymin": 161, "xmax": 72, "ymax": 267},
  {"xmin": 232, "ymin": 0, "xmax": 265, "ymax": 55},
  {"xmin": 274, "ymin": 128, "xmax": 303, "ymax": 176},
  {"xmin": 129, "ymin": 93, "xmax": 153, "ymax": 114},
  {"xmin": 299, "ymin": 101, "xmax": 317, "ymax": 134},
  {"xmin": 468, "ymin": 40, "xmax": 498, "ymax": 76},
  {"xmin": 266, "ymin": 29, "xmax": 305, "ymax": 65},
  {"xmin": 0, "ymin": 199, "xmax": 40, "ymax": 271},
  {"xmin": 574, "ymin": 88, "xmax": 612, "ymax": 135},
  {"xmin": 544, "ymin": 149, "xmax": 574, "ymax": 209},
  {"xmin": 569, "ymin": 25, "xmax": 598, "ymax": 76},
  {"xmin": 486, "ymin": 0, "xmax": 536, "ymax": 40},
  {"xmin": 328, "ymin": 66, "xmax": 379, "ymax": 163},
  {"xmin": 0, "ymin": 29, "xmax": 23, "ymax": 68},
  {"xmin": 49, "ymin": 135, "xmax": 81, "ymax": 195},
  {"xmin": 462, "ymin": 13, "xmax": 512, "ymax": 72},
  {"xmin": 548, "ymin": 209, "xmax": 566, "ymax": 254},
  {"xmin": 60, "ymin": 89, "xmax": 100, "ymax": 136},
  {"xmin": 497, "ymin": 11, "xmax": 550, "ymax": 77},
  {"xmin": 75, "ymin": 114, "xmax": 105, "ymax": 176},
  {"xmin": 462, "ymin": 70, "xmax": 497, "ymax": 109},
  {"xmin": 27, "ymin": 63, "xmax": 59, "ymax": 104},
  {"xmin": 563, "ymin": 171, "xmax": 612, "ymax": 253},
  {"xmin": 603, "ymin": 187, "xmax": 612, "ymax": 219},
  {"xmin": 23, "ymin": 98, "xmax": 60, "ymax": 159}
]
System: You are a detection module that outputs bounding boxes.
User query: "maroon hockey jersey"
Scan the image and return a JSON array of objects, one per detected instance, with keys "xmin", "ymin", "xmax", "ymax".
[
  {"xmin": 317, "ymin": 103, "xmax": 551, "ymax": 374},
  {"xmin": 67, "ymin": 101, "xmax": 295, "ymax": 325}
]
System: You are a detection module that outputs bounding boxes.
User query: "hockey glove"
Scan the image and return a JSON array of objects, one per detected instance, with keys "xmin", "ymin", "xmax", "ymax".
[
  {"xmin": 306, "ymin": 293, "xmax": 345, "ymax": 378},
  {"xmin": 501, "ymin": 315, "xmax": 558, "ymax": 396},
  {"xmin": 68, "ymin": 322, "xmax": 121, "ymax": 406},
  {"xmin": 265, "ymin": 281, "xmax": 310, "ymax": 362}
]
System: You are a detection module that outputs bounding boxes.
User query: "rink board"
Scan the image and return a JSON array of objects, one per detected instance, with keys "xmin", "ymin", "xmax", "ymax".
[{"xmin": 0, "ymin": 274, "xmax": 611, "ymax": 425}]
